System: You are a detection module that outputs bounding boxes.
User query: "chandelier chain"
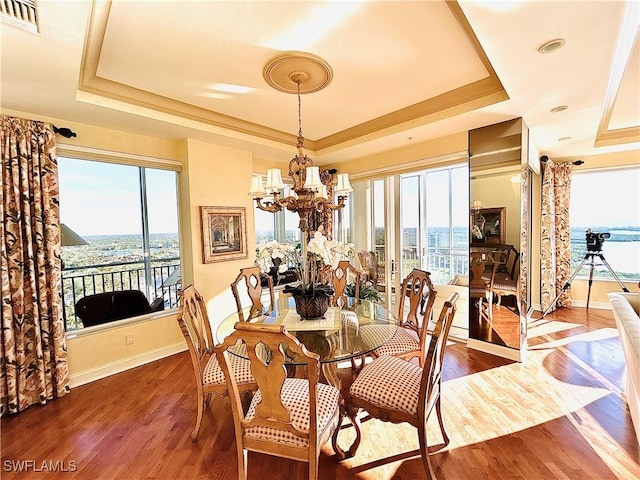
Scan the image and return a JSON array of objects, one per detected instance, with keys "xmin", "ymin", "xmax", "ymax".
[{"xmin": 297, "ymin": 81, "xmax": 303, "ymax": 138}]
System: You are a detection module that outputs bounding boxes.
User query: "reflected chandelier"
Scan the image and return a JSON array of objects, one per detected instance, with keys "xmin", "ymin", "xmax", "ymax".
[{"xmin": 248, "ymin": 52, "xmax": 352, "ymax": 233}]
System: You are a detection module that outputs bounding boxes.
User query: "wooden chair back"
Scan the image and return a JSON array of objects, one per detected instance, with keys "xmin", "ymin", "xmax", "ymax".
[
  {"xmin": 230, "ymin": 266, "xmax": 275, "ymax": 322},
  {"xmin": 357, "ymin": 251, "xmax": 384, "ymax": 289},
  {"xmin": 328, "ymin": 260, "xmax": 361, "ymax": 307},
  {"xmin": 420, "ymin": 292, "xmax": 459, "ymax": 407},
  {"xmin": 470, "ymin": 252, "xmax": 499, "ymax": 321},
  {"xmin": 177, "ymin": 285, "xmax": 215, "ymax": 373},
  {"xmin": 398, "ymin": 268, "xmax": 437, "ymax": 331},
  {"xmin": 215, "ymin": 322, "xmax": 336, "ymax": 480},
  {"xmin": 178, "ymin": 284, "xmax": 250, "ymax": 441}
]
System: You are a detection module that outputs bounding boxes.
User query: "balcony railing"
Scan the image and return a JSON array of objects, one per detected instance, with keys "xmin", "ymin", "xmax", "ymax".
[
  {"xmin": 375, "ymin": 245, "xmax": 468, "ymax": 285},
  {"xmin": 62, "ymin": 258, "xmax": 181, "ymax": 331}
]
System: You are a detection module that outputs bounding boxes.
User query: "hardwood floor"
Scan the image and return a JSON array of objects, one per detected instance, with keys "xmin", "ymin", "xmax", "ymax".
[{"xmin": 2, "ymin": 307, "xmax": 639, "ymax": 479}]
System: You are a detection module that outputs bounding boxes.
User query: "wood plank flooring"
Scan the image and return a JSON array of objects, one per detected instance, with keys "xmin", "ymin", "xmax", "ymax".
[{"xmin": 2, "ymin": 307, "xmax": 639, "ymax": 479}]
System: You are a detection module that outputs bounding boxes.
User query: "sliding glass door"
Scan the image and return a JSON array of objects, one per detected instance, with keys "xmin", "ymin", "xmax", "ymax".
[{"xmin": 399, "ymin": 165, "xmax": 468, "ymax": 285}]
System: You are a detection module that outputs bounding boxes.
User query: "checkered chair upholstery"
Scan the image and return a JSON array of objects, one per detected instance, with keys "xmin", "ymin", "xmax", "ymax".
[
  {"xmin": 215, "ymin": 322, "xmax": 342, "ymax": 480},
  {"xmin": 368, "ymin": 269, "xmax": 437, "ymax": 367},
  {"xmin": 177, "ymin": 285, "xmax": 257, "ymax": 442},
  {"xmin": 349, "ymin": 292, "xmax": 459, "ymax": 480}
]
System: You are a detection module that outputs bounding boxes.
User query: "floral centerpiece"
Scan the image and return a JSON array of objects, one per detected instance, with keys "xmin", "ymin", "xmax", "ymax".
[
  {"xmin": 256, "ymin": 241, "xmax": 299, "ymax": 285},
  {"xmin": 472, "ymin": 224, "xmax": 484, "ymax": 242},
  {"xmin": 257, "ymin": 232, "xmax": 354, "ymax": 319}
]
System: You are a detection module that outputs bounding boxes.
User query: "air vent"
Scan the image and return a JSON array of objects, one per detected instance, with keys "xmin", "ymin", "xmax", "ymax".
[{"xmin": 1, "ymin": 0, "xmax": 38, "ymax": 33}]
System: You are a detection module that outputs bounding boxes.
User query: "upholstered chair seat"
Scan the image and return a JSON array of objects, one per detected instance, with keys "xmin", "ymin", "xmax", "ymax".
[
  {"xmin": 370, "ymin": 327, "xmax": 420, "ymax": 359},
  {"xmin": 202, "ymin": 346, "xmax": 254, "ymax": 386},
  {"xmin": 350, "ymin": 355, "xmax": 424, "ymax": 416},
  {"xmin": 245, "ymin": 378, "xmax": 341, "ymax": 448}
]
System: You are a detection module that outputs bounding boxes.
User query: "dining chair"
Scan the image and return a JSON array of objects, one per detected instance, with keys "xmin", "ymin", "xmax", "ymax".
[
  {"xmin": 470, "ymin": 252, "xmax": 498, "ymax": 322},
  {"xmin": 327, "ymin": 260, "xmax": 361, "ymax": 307},
  {"xmin": 367, "ymin": 268, "xmax": 437, "ymax": 367},
  {"xmin": 230, "ymin": 266, "xmax": 275, "ymax": 322},
  {"xmin": 357, "ymin": 251, "xmax": 385, "ymax": 292},
  {"xmin": 348, "ymin": 292, "xmax": 459, "ymax": 479},
  {"xmin": 492, "ymin": 247, "xmax": 520, "ymax": 312},
  {"xmin": 176, "ymin": 285, "xmax": 256, "ymax": 441},
  {"xmin": 214, "ymin": 322, "xmax": 342, "ymax": 480}
]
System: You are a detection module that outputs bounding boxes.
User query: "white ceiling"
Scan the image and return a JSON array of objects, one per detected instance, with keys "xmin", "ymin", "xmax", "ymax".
[{"xmin": 1, "ymin": 0, "xmax": 638, "ymax": 166}]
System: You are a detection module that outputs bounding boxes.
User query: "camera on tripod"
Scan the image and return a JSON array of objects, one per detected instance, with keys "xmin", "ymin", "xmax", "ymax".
[{"xmin": 585, "ymin": 228, "xmax": 610, "ymax": 252}]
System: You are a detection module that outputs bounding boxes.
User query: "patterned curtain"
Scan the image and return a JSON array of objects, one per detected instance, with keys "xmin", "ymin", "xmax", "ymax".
[
  {"xmin": 0, "ymin": 115, "xmax": 70, "ymax": 415},
  {"xmin": 540, "ymin": 159, "xmax": 573, "ymax": 313}
]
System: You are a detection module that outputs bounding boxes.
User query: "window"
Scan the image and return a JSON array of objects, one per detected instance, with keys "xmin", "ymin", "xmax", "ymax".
[
  {"xmin": 569, "ymin": 167, "xmax": 640, "ymax": 281},
  {"xmin": 58, "ymin": 157, "xmax": 181, "ymax": 331}
]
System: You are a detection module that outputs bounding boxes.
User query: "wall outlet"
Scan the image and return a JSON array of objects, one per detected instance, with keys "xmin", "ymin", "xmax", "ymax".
[{"xmin": 125, "ymin": 333, "xmax": 134, "ymax": 345}]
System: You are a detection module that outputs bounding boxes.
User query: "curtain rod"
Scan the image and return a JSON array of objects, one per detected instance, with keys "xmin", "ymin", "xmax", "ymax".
[
  {"xmin": 540, "ymin": 155, "xmax": 584, "ymax": 165},
  {"xmin": 53, "ymin": 125, "xmax": 77, "ymax": 138}
]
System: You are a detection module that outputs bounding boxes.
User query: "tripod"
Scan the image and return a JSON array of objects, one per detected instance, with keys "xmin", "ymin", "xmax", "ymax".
[{"xmin": 541, "ymin": 250, "xmax": 629, "ymax": 318}]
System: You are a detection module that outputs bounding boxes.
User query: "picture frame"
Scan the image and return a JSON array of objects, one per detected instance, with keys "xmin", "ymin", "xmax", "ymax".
[
  {"xmin": 200, "ymin": 206, "xmax": 248, "ymax": 263},
  {"xmin": 470, "ymin": 207, "xmax": 506, "ymax": 246}
]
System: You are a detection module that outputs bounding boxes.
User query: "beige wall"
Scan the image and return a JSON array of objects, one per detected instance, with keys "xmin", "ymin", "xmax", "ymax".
[{"xmin": 181, "ymin": 138, "xmax": 257, "ymax": 332}]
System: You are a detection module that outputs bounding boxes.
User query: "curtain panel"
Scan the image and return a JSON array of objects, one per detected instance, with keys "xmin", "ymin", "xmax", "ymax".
[
  {"xmin": 540, "ymin": 160, "xmax": 573, "ymax": 313},
  {"xmin": 0, "ymin": 115, "xmax": 70, "ymax": 415}
]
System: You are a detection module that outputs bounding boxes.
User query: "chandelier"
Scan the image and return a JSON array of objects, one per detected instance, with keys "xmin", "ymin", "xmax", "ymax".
[{"xmin": 248, "ymin": 52, "xmax": 352, "ymax": 234}]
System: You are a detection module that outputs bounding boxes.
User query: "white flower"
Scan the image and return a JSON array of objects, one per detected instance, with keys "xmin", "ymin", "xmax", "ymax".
[
  {"xmin": 307, "ymin": 232, "xmax": 354, "ymax": 269},
  {"xmin": 256, "ymin": 241, "xmax": 298, "ymax": 274}
]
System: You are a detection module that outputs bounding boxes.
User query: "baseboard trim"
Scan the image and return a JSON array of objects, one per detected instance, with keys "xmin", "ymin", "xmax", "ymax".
[
  {"xmin": 467, "ymin": 338, "xmax": 525, "ymax": 362},
  {"xmin": 68, "ymin": 342, "xmax": 188, "ymax": 388},
  {"xmin": 570, "ymin": 300, "xmax": 611, "ymax": 310}
]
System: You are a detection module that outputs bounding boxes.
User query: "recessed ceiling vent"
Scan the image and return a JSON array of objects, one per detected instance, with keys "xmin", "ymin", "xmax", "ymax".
[{"xmin": 1, "ymin": 0, "xmax": 38, "ymax": 33}]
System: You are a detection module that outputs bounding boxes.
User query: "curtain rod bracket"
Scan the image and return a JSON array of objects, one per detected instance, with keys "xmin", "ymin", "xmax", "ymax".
[
  {"xmin": 53, "ymin": 125, "xmax": 77, "ymax": 138},
  {"xmin": 540, "ymin": 155, "xmax": 584, "ymax": 166}
]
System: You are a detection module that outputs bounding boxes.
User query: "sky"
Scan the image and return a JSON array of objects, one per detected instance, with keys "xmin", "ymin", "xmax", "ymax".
[
  {"xmin": 570, "ymin": 167, "xmax": 640, "ymax": 228},
  {"xmin": 58, "ymin": 157, "xmax": 179, "ymax": 236}
]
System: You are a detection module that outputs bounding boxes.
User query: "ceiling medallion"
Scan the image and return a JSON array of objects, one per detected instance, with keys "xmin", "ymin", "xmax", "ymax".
[{"xmin": 263, "ymin": 52, "xmax": 333, "ymax": 94}]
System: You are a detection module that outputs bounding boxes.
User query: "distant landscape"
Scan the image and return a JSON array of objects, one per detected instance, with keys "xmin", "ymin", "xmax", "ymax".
[
  {"xmin": 65, "ymin": 226, "xmax": 638, "ymax": 280},
  {"xmin": 62, "ymin": 233, "xmax": 180, "ymax": 269}
]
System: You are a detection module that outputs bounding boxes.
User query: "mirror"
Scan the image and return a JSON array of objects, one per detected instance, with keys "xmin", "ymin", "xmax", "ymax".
[{"xmin": 468, "ymin": 118, "xmax": 528, "ymax": 356}]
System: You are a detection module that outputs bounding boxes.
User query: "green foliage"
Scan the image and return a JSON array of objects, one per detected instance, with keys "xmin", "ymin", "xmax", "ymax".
[{"xmin": 345, "ymin": 283, "xmax": 381, "ymax": 302}]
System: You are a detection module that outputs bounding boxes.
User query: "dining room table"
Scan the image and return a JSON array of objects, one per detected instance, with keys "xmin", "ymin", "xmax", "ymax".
[{"xmin": 216, "ymin": 295, "xmax": 398, "ymax": 458}]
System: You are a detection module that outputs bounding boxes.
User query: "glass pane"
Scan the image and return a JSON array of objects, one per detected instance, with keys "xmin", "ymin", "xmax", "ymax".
[
  {"xmin": 58, "ymin": 158, "xmax": 182, "ymax": 331},
  {"xmin": 451, "ymin": 165, "xmax": 469, "ymax": 277},
  {"xmin": 425, "ymin": 169, "xmax": 451, "ymax": 284},
  {"xmin": 255, "ymin": 208, "xmax": 276, "ymax": 244},
  {"xmin": 570, "ymin": 167, "xmax": 640, "ymax": 281},
  {"xmin": 283, "ymin": 184, "xmax": 301, "ymax": 244},
  {"xmin": 144, "ymin": 169, "xmax": 181, "ymax": 308},
  {"xmin": 373, "ymin": 179, "xmax": 385, "ymax": 269},
  {"xmin": 400, "ymin": 175, "xmax": 420, "ymax": 279}
]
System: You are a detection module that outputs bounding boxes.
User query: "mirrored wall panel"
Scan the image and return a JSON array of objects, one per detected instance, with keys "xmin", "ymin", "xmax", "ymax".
[{"xmin": 468, "ymin": 118, "xmax": 529, "ymax": 354}]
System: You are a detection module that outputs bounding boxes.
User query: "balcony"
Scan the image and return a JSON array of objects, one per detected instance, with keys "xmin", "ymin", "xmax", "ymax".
[
  {"xmin": 62, "ymin": 258, "xmax": 181, "ymax": 330},
  {"xmin": 375, "ymin": 245, "xmax": 468, "ymax": 285}
]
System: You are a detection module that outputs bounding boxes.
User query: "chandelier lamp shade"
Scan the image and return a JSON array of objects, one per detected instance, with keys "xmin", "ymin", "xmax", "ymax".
[{"xmin": 249, "ymin": 52, "xmax": 352, "ymax": 233}]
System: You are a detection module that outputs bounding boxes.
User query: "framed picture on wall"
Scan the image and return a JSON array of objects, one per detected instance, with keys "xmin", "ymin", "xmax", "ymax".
[
  {"xmin": 470, "ymin": 207, "xmax": 506, "ymax": 246},
  {"xmin": 201, "ymin": 206, "xmax": 248, "ymax": 263}
]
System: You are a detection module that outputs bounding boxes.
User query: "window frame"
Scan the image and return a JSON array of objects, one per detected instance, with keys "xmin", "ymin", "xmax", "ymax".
[{"xmin": 57, "ymin": 145, "xmax": 182, "ymax": 335}]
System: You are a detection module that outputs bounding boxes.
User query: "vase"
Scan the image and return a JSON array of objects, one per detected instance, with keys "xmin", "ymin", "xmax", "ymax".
[{"xmin": 293, "ymin": 293, "xmax": 330, "ymax": 320}]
